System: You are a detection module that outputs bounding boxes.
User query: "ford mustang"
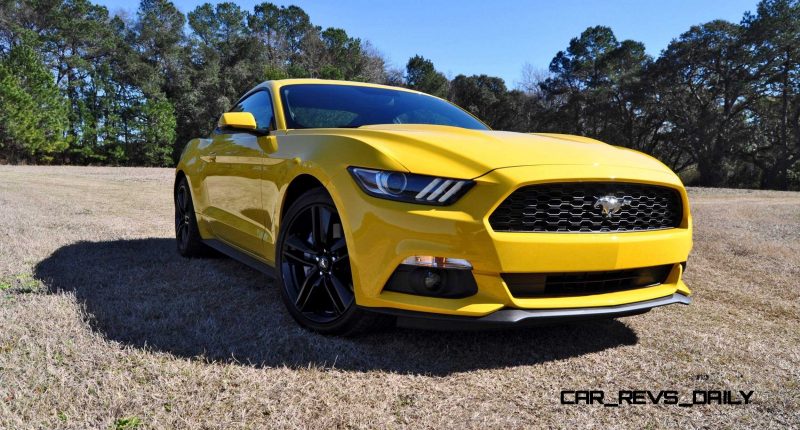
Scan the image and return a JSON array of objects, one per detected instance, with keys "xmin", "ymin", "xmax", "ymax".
[{"xmin": 174, "ymin": 79, "xmax": 692, "ymax": 335}]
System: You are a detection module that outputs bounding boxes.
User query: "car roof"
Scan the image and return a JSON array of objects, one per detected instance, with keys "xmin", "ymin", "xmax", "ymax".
[{"xmin": 252, "ymin": 79, "xmax": 423, "ymax": 95}]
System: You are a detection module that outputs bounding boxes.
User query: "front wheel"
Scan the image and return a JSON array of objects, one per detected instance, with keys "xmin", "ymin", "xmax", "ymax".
[
  {"xmin": 174, "ymin": 176, "xmax": 208, "ymax": 257},
  {"xmin": 276, "ymin": 188, "xmax": 392, "ymax": 335}
]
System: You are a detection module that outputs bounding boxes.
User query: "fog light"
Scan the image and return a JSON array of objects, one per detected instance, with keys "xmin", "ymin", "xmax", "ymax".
[
  {"xmin": 384, "ymin": 264, "xmax": 478, "ymax": 299},
  {"xmin": 423, "ymin": 270, "xmax": 442, "ymax": 290},
  {"xmin": 401, "ymin": 256, "xmax": 472, "ymax": 270}
]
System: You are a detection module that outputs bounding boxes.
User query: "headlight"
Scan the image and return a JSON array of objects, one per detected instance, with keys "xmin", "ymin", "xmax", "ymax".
[{"xmin": 348, "ymin": 167, "xmax": 474, "ymax": 206}]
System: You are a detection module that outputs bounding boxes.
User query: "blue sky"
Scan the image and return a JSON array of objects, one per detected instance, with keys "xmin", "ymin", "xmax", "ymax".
[{"xmin": 96, "ymin": 0, "xmax": 759, "ymax": 87}]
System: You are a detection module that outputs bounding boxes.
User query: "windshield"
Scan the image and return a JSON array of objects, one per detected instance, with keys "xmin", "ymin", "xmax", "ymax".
[{"xmin": 279, "ymin": 84, "xmax": 489, "ymax": 130}]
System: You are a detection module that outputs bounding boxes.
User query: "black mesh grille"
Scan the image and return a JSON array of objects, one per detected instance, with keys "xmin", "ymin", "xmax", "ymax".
[
  {"xmin": 488, "ymin": 182, "xmax": 682, "ymax": 232},
  {"xmin": 503, "ymin": 265, "xmax": 673, "ymax": 298}
]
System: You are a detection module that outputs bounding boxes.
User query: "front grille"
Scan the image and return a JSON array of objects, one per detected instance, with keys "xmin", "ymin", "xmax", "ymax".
[
  {"xmin": 488, "ymin": 182, "xmax": 682, "ymax": 232},
  {"xmin": 503, "ymin": 265, "xmax": 673, "ymax": 298}
]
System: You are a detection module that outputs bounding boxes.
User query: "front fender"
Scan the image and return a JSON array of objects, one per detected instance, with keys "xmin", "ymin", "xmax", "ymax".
[{"xmin": 267, "ymin": 132, "xmax": 408, "ymax": 262}]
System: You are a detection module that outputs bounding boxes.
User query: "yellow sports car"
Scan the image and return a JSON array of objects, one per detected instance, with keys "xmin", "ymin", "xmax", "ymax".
[{"xmin": 175, "ymin": 79, "xmax": 692, "ymax": 335}]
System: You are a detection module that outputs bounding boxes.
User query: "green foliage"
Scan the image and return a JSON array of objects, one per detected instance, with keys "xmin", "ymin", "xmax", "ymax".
[
  {"xmin": 262, "ymin": 64, "xmax": 289, "ymax": 80},
  {"xmin": 0, "ymin": 0, "xmax": 389, "ymax": 166},
  {"xmin": 541, "ymin": 26, "xmax": 655, "ymax": 149},
  {"xmin": 0, "ymin": 274, "xmax": 42, "ymax": 294},
  {"xmin": 0, "ymin": 42, "xmax": 68, "ymax": 163},
  {"xmin": 652, "ymin": 20, "xmax": 755, "ymax": 186},
  {"xmin": 449, "ymin": 74, "xmax": 514, "ymax": 129},
  {"xmin": 0, "ymin": 0, "xmax": 798, "ymax": 189},
  {"xmin": 112, "ymin": 416, "xmax": 142, "ymax": 430},
  {"xmin": 530, "ymin": 8, "xmax": 800, "ymax": 189},
  {"xmin": 140, "ymin": 96, "xmax": 176, "ymax": 166},
  {"xmin": 741, "ymin": 0, "xmax": 800, "ymax": 189},
  {"xmin": 405, "ymin": 55, "xmax": 448, "ymax": 98},
  {"xmin": 318, "ymin": 64, "xmax": 343, "ymax": 80}
]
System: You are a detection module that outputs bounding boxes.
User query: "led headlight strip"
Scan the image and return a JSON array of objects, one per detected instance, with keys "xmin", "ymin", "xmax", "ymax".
[{"xmin": 348, "ymin": 167, "xmax": 474, "ymax": 206}]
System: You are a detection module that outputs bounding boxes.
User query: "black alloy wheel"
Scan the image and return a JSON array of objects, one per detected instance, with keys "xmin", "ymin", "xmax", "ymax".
[
  {"xmin": 174, "ymin": 177, "xmax": 206, "ymax": 257},
  {"xmin": 276, "ymin": 188, "xmax": 392, "ymax": 334}
]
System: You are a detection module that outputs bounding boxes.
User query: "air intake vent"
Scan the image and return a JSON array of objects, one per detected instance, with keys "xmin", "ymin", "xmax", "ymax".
[{"xmin": 503, "ymin": 265, "xmax": 673, "ymax": 298}]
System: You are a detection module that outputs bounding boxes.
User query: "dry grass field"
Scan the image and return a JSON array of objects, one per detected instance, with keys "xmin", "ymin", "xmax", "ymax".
[{"xmin": 1, "ymin": 165, "xmax": 798, "ymax": 429}]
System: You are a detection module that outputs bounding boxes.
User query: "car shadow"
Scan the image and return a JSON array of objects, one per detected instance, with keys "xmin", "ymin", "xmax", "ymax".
[{"xmin": 34, "ymin": 238, "xmax": 638, "ymax": 375}]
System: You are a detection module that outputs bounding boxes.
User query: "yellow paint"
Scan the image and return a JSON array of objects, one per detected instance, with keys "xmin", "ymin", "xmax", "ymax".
[
  {"xmin": 178, "ymin": 79, "xmax": 693, "ymax": 317},
  {"xmin": 218, "ymin": 112, "xmax": 257, "ymax": 130}
]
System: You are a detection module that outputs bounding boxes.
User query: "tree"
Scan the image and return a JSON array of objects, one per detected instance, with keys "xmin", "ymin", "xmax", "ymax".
[
  {"xmin": 405, "ymin": 55, "xmax": 447, "ymax": 97},
  {"xmin": 186, "ymin": 2, "xmax": 257, "ymax": 140},
  {"xmin": 652, "ymin": 20, "xmax": 757, "ymax": 186},
  {"xmin": 449, "ymin": 74, "xmax": 520, "ymax": 130},
  {"xmin": 541, "ymin": 27, "xmax": 660, "ymax": 152},
  {"xmin": 132, "ymin": 0, "xmax": 187, "ymax": 96},
  {"xmin": 129, "ymin": 0, "xmax": 189, "ymax": 162},
  {"xmin": 518, "ymin": 63, "xmax": 549, "ymax": 97},
  {"xmin": 1, "ymin": 0, "xmax": 799, "ymax": 190},
  {"xmin": 319, "ymin": 27, "xmax": 361, "ymax": 80},
  {"xmin": 248, "ymin": 3, "xmax": 311, "ymax": 69},
  {"xmin": 542, "ymin": 26, "xmax": 619, "ymax": 136},
  {"xmin": 138, "ymin": 95, "xmax": 176, "ymax": 166},
  {"xmin": 743, "ymin": 0, "xmax": 800, "ymax": 189},
  {"xmin": 35, "ymin": 0, "xmax": 121, "ymax": 163},
  {"xmin": 0, "ymin": 41, "xmax": 68, "ymax": 163}
]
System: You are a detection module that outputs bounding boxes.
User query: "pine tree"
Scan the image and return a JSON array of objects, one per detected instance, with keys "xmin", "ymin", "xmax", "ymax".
[{"xmin": 0, "ymin": 42, "xmax": 68, "ymax": 163}]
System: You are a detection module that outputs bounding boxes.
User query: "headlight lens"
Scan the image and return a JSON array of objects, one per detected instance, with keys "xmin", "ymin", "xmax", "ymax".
[{"xmin": 348, "ymin": 167, "xmax": 474, "ymax": 205}]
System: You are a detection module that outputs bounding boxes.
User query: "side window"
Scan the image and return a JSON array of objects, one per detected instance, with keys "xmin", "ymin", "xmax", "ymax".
[{"xmin": 231, "ymin": 90, "xmax": 275, "ymax": 131}]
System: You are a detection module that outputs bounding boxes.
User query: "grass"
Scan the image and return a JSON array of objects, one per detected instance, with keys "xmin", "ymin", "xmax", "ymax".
[{"xmin": 0, "ymin": 165, "xmax": 798, "ymax": 429}]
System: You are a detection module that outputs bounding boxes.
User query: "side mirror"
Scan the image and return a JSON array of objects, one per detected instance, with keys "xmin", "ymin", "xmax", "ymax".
[
  {"xmin": 257, "ymin": 135, "xmax": 278, "ymax": 153},
  {"xmin": 218, "ymin": 112, "xmax": 257, "ymax": 131}
]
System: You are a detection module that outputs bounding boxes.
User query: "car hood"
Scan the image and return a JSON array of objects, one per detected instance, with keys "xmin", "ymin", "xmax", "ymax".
[{"xmin": 325, "ymin": 124, "xmax": 671, "ymax": 179}]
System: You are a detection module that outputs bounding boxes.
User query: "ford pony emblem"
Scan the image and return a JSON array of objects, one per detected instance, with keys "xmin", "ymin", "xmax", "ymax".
[{"xmin": 594, "ymin": 196, "xmax": 631, "ymax": 217}]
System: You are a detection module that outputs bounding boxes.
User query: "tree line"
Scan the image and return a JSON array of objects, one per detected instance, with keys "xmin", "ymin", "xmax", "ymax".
[{"xmin": 0, "ymin": 0, "xmax": 798, "ymax": 190}]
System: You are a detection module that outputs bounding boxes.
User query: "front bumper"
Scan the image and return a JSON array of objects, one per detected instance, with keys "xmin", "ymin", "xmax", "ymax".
[
  {"xmin": 368, "ymin": 293, "xmax": 692, "ymax": 330},
  {"xmin": 330, "ymin": 164, "xmax": 693, "ymax": 318}
]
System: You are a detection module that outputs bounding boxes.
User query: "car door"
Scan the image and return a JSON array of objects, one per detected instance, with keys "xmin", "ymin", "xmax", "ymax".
[{"xmin": 203, "ymin": 90, "xmax": 276, "ymax": 258}]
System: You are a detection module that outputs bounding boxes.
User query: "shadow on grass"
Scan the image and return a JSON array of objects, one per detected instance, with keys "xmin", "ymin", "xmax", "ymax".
[{"xmin": 35, "ymin": 238, "xmax": 638, "ymax": 375}]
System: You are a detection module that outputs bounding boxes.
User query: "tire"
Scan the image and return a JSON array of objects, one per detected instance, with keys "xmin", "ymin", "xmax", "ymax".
[
  {"xmin": 174, "ymin": 176, "xmax": 209, "ymax": 257},
  {"xmin": 276, "ymin": 188, "xmax": 394, "ymax": 335}
]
